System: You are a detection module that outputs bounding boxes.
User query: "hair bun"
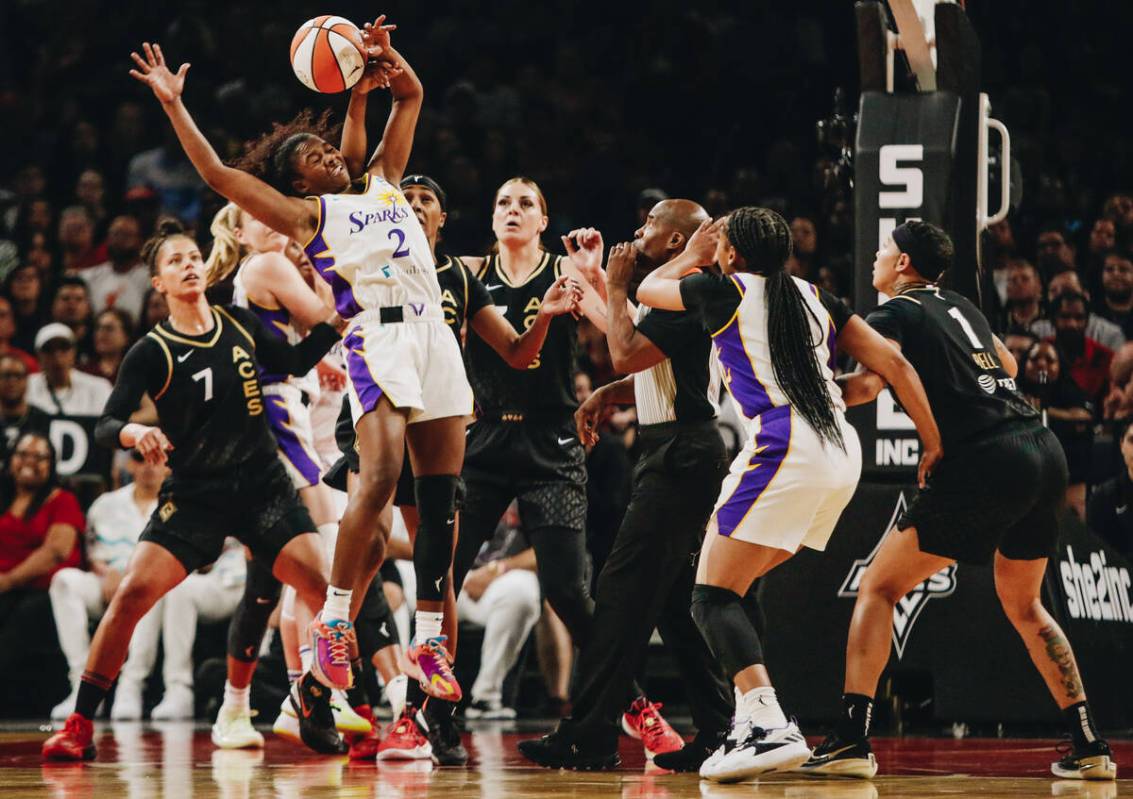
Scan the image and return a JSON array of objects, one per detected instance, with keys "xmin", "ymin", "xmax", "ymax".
[{"xmin": 153, "ymin": 217, "xmax": 186, "ymax": 237}]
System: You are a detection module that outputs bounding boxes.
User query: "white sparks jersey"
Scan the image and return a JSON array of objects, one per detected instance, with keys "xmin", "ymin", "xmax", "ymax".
[{"xmin": 302, "ymin": 174, "xmax": 441, "ymax": 318}]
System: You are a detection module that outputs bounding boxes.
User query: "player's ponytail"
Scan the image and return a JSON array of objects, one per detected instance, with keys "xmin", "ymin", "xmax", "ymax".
[
  {"xmin": 727, "ymin": 207, "xmax": 845, "ymax": 451},
  {"xmin": 205, "ymin": 203, "xmax": 246, "ymax": 287},
  {"xmin": 142, "ymin": 217, "xmax": 189, "ymax": 276}
]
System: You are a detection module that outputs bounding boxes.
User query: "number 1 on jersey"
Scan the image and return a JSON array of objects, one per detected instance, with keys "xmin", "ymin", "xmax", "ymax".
[
  {"xmin": 192, "ymin": 367, "xmax": 214, "ymax": 401},
  {"xmin": 947, "ymin": 306, "xmax": 985, "ymax": 349}
]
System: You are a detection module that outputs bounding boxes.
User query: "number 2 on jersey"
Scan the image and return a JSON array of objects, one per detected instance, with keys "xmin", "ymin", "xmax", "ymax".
[
  {"xmin": 388, "ymin": 228, "xmax": 410, "ymax": 258},
  {"xmin": 947, "ymin": 306, "xmax": 985, "ymax": 349},
  {"xmin": 192, "ymin": 367, "xmax": 213, "ymax": 401}
]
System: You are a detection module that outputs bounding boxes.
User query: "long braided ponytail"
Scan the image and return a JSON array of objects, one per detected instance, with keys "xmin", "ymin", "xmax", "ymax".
[
  {"xmin": 204, "ymin": 203, "xmax": 246, "ymax": 287},
  {"xmin": 727, "ymin": 207, "xmax": 845, "ymax": 450}
]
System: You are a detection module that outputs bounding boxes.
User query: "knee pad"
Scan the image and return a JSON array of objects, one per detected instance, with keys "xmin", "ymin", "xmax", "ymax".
[
  {"xmin": 413, "ymin": 475, "xmax": 460, "ymax": 602},
  {"xmin": 690, "ymin": 583, "xmax": 763, "ymax": 680},
  {"xmin": 227, "ymin": 559, "xmax": 283, "ymax": 663}
]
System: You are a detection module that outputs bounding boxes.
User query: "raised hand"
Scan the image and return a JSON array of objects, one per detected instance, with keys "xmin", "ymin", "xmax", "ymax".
[
  {"xmin": 541, "ymin": 275, "xmax": 584, "ymax": 317},
  {"xmin": 128, "ymin": 42, "xmax": 190, "ymax": 105},
  {"xmin": 605, "ymin": 242, "xmax": 638, "ymax": 290},
  {"xmin": 135, "ymin": 425, "xmax": 174, "ymax": 465},
  {"xmin": 360, "ymin": 14, "xmax": 397, "ymax": 60},
  {"xmin": 686, "ymin": 217, "xmax": 724, "ymax": 267},
  {"xmin": 562, "ymin": 227, "xmax": 605, "ymax": 285}
]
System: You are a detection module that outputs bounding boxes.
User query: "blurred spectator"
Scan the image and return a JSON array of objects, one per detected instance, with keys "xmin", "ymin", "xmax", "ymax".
[
  {"xmin": 1035, "ymin": 224, "xmax": 1077, "ymax": 279},
  {"xmin": 1, "ymin": 164, "xmax": 47, "ymax": 234},
  {"xmin": 0, "ymin": 434, "xmax": 83, "ymax": 671},
  {"xmin": 1018, "ymin": 341, "xmax": 1094, "ymax": 518},
  {"xmin": 458, "ymin": 525, "xmax": 540, "ymax": 720},
  {"xmin": 1103, "ymin": 193, "xmax": 1133, "ymax": 234},
  {"xmin": 74, "ymin": 169, "xmax": 108, "ymax": 235},
  {"xmin": 1103, "ymin": 342, "xmax": 1133, "ymax": 422},
  {"xmin": 21, "ymin": 230, "xmax": 58, "ymax": 280},
  {"xmin": 1030, "ymin": 269, "xmax": 1124, "ymax": 351},
  {"xmin": 1003, "ymin": 331, "xmax": 1039, "ymax": 368},
  {"xmin": 3, "ymin": 264, "xmax": 49, "ymax": 353},
  {"xmin": 790, "ymin": 216, "xmax": 819, "ymax": 279},
  {"xmin": 1087, "ymin": 420, "xmax": 1133, "ymax": 557},
  {"xmin": 1002, "ymin": 259, "xmax": 1045, "ymax": 334},
  {"xmin": 50, "ymin": 276, "xmax": 96, "ymax": 359},
  {"xmin": 138, "ymin": 288, "xmax": 170, "ymax": 337},
  {"xmin": 57, "ymin": 206, "xmax": 100, "ymax": 272},
  {"xmin": 0, "ymin": 297, "xmax": 38, "ymax": 375},
  {"xmin": 985, "ymin": 219, "xmax": 1018, "ymax": 300},
  {"xmin": 48, "ymin": 451, "xmax": 167, "ymax": 720},
  {"xmin": 1088, "ymin": 218, "xmax": 1117, "ymax": 259},
  {"xmin": 26, "ymin": 324, "xmax": 112, "ymax": 417},
  {"xmin": 0, "ymin": 354, "xmax": 51, "ymax": 471},
  {"xmin": 81, "ymin": 215, "xmax": 147, "ymax": 318},
  {"xmin": 82, "ymin": 309, "xmax": 132, "ymax": 384},
  {"xmin": 126, "ymin": 130, "xmax": 205, "ymax": 225},
  {"xmin": 1095, "ymin": 251, "xmax": 1133, "ymax": 339},
  {"xmin": 1046, "ymin": 292, "xmax": 1113, "ymax": 408}
]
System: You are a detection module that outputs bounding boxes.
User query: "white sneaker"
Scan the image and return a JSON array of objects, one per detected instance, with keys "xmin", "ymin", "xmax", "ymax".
[
  {"xmin": 464, "ymin": 699, "xmax": 517, "ymax": 720},
  {"xmin": 211, "ymin": 704, "xmax": 265, "ymax": 749},
  {"xmin": 701, "ymin": 720, "xmax": 811, "ymax": 783},
  {"xmin": 51, "ymin": 686, "xmax": 79, "ymax": 721},
  {"xmin": 110, "ymin": 680, "xmax": 144, "ymax": 720},
  {"xmin": 152, "ymin": 685, "xmax": 195, "ymax": 720},
  {"xmin": 274, "ymin": 688, "xmax": 372, "ymax": 735}
]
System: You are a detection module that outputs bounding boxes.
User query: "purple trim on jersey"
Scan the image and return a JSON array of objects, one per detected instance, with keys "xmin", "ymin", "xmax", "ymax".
[
  {"xmin": 250, "ymin": 301, "xmax": 291, "ymax": 385},
  {"xmin": 826, "ymin": 319, "xmax": 837, "ymax": 371},
  {"xmin": 265, "ymin": 395, "xmax": 320, "ymax": 486},
  {"xmin": 712, "ymin": 317, "xmax": 773, "ymax": 419},
  {"xmin": 343, "ymin": 330, "xmax": 383, "ymax": 417},
  {"xmin": 716, "ymin": 406, "xmax": 792, "ymax": 537},
  {"xmin": 305, "ymin": 197, "xmax": 362, "ymax": 320}
]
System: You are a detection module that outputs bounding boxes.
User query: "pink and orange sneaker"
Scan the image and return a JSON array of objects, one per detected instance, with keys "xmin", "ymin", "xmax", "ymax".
[
  {"xmin": 622, "ymin": 697, "xmax": 684, "ymax": 760},
  {"xmin": 400, "ymin": 637, "xmax": 462, "ymax": 703},
  {"xmin": 42, "ymin": 713, "xmax": 96, "ymax": 761},
  {"xmin": 308, "ymin": 612, "xmax": 357, "ymax": 690},
  {"xmin": 376, "ymin": 706, "xmax": 432, "ymax": 761}
]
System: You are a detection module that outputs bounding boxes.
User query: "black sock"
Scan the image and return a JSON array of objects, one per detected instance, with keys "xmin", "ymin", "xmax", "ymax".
[
  {"xmin": 76, "ymin": 672, "xmax": 112, "ymax": 720},
  {"xmin": 345, "ymin": 658, "xmax": 367, "ymax": 708},
  {"xmin": 406, "ymin": 678, "xmax": 427, "ymax": 711},
  {"xmin": 1063, "ymin": 701, "xmax": 1102, "ymax": 750},
  {"xmin": 836, "ymin": 693, "xmax": 874, "ymax": 741}
]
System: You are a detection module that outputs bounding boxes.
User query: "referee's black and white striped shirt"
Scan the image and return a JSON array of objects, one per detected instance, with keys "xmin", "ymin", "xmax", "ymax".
[{"xmin": 632, "ymin": 304, "xmax": 720, "ymax": 426}]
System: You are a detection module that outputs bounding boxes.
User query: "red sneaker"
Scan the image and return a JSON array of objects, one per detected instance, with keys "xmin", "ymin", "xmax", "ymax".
[
  {"xmin": 376, "ymin": 706, "xmax": 432, "ymax": 761},
  {"xmin": 42, "ymin": 714, "xmax": 96, "ymax": 761},
  {"xmin": 621, "ymin": 697, "xmax": 684, "ymax": 760},
  {"xmin": 348, "ymin": 705, "xmax": 381, "ymax": 760}
]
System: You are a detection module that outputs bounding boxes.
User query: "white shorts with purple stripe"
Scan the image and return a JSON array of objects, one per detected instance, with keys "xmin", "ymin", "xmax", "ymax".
[
  {"xmin": 264, "ymin": 383, "xmax": 322, "ymax": 489},
  {"xmin": 712, "ymin": 405, "xmax": 862, "ymax": 552},
  {"xmin": 343, "ymin": 306, "xmax": 473, "ymax": 427}
]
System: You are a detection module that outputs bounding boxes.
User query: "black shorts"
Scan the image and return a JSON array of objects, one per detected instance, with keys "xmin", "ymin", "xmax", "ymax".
[
  {"xmin": 461, "ymin": 417, "xmax": 587, "ymax": 534},
  {"xmin": 142, "ymin": 457, "xmax": 315, "ymax": 574},
  {"xmin": 323, "ymin": 395, "xmax": 416, "ymax": 505},
  {"xmin": 900, "ymin": 421, "xmax": 1068, "ymax": 564}
]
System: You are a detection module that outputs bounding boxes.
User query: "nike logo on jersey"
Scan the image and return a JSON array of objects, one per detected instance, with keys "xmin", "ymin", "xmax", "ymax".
[
  {"xmin": 177, "ymin": 351, "xmax": 193, "ymax": 363},
  {"xmin": 486, "ymin": 284, "xmax": 504, "ymax": 291},
  {"xmin": 557, "ymin": 436, "xmax": 574, "ymax": 445}
]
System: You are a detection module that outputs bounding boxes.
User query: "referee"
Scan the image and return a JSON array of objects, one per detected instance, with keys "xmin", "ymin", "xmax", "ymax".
[{"xmin": 519, "ymin": 199, "xmax": 733, "ymax": 771}]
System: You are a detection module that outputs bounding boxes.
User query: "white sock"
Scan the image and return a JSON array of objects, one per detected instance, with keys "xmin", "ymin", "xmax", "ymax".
[
  {"xmin": 414, "ymin": 610, "xmax": 444, "ymax": 643},
  {"xmin": 386, "ymin": 673, "xmax": 408, "ymax": 719},
  {"xmin": 299, "ymin": 645, "xmax": 313, "ymax": 674},
  {"xmin": 737, "ymin": 686, "xmax": 788, "ymax": 730},
  {"xmin": 287, "ymin": 669, "xmax": 302, "ymax": 685},
  {"xmin": 223, "ymin": 681, "xmax": 250, "ymax": 714},
  {"xmin": 324, "ymin": 586, "xmax": 352, "ymax": 620}
]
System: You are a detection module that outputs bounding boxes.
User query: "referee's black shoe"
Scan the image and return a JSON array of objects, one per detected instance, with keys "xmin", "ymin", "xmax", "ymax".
[
  {"xmin": 517, "ymin": 728, "xmax": 619, "ymax": 771},
  {"xmin": 424, "ymin": 699, "xmax": 469, "ymax": 765},
  {"xmin": 652, "ymin": 729, "xmax": 726, "ymax": 772},
  {"xmin": 290, "ymin": 673, "xmax": 348, "ymax": 755},
  {"xmin": 795, "ymin": 732, "xmax": 877, "ymax": 778},
  {"xmin": 1051, "ymin": 738, "xmax": 1117, "ymax": 780}
]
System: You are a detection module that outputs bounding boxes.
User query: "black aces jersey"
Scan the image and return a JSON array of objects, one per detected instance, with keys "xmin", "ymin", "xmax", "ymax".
[
  {"xmin": 96, "ymin": 305, "xmax": 339, "ymax": 478},
  {"xmin": 866, "ymin": 287, "xmax": 1037, "ymax": 449},
  {"xmin": 437, "ymin": 255, "xmax": 493, "ymax": 343},
  {"xmin": 465, "ymin": 252, "xmax": 578, "ymax": 417}
]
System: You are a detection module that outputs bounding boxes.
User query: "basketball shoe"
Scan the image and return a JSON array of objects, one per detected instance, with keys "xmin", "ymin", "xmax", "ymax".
[
  {"xmin": 700, "ymin": 719, "xmax": 811, "ymax": 783},
  {"xmin": 653, "ymin": 729, "xmax": 727, "ymax": 772},
  {"xmin": 796, "ymin": 732, "xmax": 878, "ymax": 778},
  {"xmin": 211, "ymin": 704, "xmax": 264, "ymax": 750},
  {"xmin": 517, "ymin": 727, "xmax": 620, "ymax": 771},
  {"xmin": 621, "ymin": 697, "xmax": 684, "ymax": 760},
  {"xmin": 347, "ymin": 705, "xmax": 383, "ymax": 760},
  {"xmin": 1051, "ymin": 739, "xmax": 1117, "ymax": 780},
  {"xmin": 308, "ymin": 612, "xmax": 356, "ymax": 690},
  {"xmin": 376, "ymin": 705, "xmax": 433, "ymax": 761},
  {"xmin": 42, "ymin": 713, "xmax": 96, "ymax": 761},
  {"xmin": 288, "ymin": 673, "xmax": 347, "ymax": 754},
  {"xmin": 400, "ymin": 636, "xmax": 462, "ymax": 703},
  {"xmin": 424, "ymin": 699, "xmax": 468, "ymax": 765}
]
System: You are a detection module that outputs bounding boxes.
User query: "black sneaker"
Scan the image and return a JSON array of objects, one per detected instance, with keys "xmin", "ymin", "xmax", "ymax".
[
  {"xmin": 796, "ymin": 732, "xmax": 877, "ymax": 778},
  {"xmin": 1051, "ymin": 738, "xmax": 1117, "ymax": 780},
  {"xmin": 289, "ymin": 673, "xmax": 348, "ymax": 755},
  {"xmin": 517, "ymin": 729, "xmax": 619, "ymax": 771},
  {"xmin": 653, "ymin": 730, "xmax": 724, "ymax": 772},
  {"xmin": 424, "ymin": 700, "xmax": 469, "ymax": 766}
]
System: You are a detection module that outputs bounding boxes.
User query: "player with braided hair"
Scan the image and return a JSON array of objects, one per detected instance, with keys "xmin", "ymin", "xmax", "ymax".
[{"xmin": 637, "ymin": 207, "xmax": 942, "ymax": 782}]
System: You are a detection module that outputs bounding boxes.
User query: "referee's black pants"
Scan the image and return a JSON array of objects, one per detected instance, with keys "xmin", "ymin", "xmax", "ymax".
[{"xmin": 561, "ymin": 419, "xmax": 734, "ymax": 751}]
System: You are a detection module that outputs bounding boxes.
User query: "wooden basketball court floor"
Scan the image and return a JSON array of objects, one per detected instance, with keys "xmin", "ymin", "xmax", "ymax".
[{"xmin": 1, "ymin": 721, "xmax": 1129, "ymax": 798}]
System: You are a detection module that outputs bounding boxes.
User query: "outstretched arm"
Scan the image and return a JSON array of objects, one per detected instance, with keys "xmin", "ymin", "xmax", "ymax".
[
  {"xmin": 636, "ymin": 218, "xmax": 722, "ymax": 311},
  {"xmin": 362, "ymin": 38, "xmax": 423, "ymax": 185},
  {"xmin": 341, "ymin": 16, "xmax": 401, "ymax": 177},
  {"xmin": 471, "ymin": 275, "xmax": 582, "ymax": 369},
  {"xmin": 129, "ymin": 43, "xmax": 316, "ymax": 242}
]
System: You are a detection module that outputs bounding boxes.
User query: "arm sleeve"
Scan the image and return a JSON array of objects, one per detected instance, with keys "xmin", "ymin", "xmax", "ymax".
[
  {"xmin": 865, "ymin": 297, "xmax": 921, "ymax": 346},
  {"xmin": 94, "ymin": 339, "xmax": 160, "ymax": 450},
  {"xmin": 464, "ymin": 265, "xmax": 494, "ymax": 319},
  {"xmin": 678, "ymin": 272, "xmax": 742, "ymax": 333},
  {"xmin": 819, "ymin": 288, "xmax": 855, "ymax": 332},
  {"xmin": 635, "ymin": 309, "xmax": 696, "ymax": 359},
  {"xmin": 229, "ymin": 305, "xmax": 342, "ymax": 377}
]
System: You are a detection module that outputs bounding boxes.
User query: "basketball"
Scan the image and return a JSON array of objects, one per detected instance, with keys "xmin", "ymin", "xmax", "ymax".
[{"xmin": 289, "ymin": 15, "xmax": 366, "ymax": 94}]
